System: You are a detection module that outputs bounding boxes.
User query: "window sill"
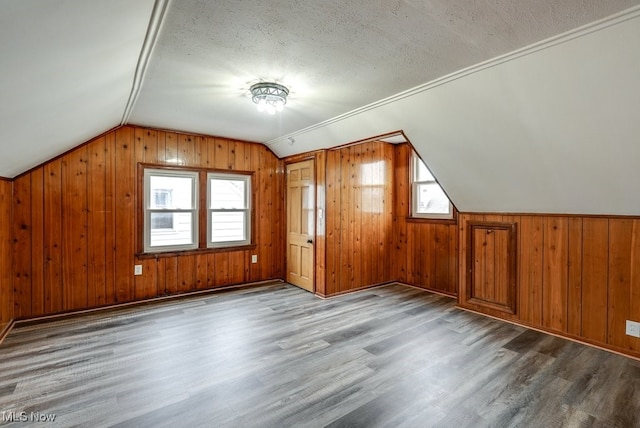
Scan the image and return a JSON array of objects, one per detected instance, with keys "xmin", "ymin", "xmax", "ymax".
[
  {"xmin": 136, "ymin": 244, "xmax": 257, "ymax": 259},
  {"xmin": 406, "ymin": 216, "xmax": 457, "ymax": 225}
]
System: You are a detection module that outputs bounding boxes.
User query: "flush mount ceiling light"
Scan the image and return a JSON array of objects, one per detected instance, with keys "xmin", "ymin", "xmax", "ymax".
[{"xmin": 250, "ymin": 82, "xmax": 289, "ymax": 114}]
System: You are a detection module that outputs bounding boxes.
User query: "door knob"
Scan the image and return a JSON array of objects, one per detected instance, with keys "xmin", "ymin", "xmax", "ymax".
[{"xmin": 307, "ymin": 239, "xmax": 313, "ymax": 244}]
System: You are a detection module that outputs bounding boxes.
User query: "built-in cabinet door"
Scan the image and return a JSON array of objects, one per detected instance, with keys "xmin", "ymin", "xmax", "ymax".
[
  {"xmin": 466, "ymin": 221, "xmax": 517, "ymax": 314},
  {"xmin": 286, "ymin": 160, "xmax": 315, "ymax": 292}
]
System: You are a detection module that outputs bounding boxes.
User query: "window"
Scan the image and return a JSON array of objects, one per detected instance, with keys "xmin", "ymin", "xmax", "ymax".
[
  {"xmin": 208, "ymin": 173, "xmax": 251, "ymax": 248},
  {"xmin": 144, "ymin": 169, "xmax": 198, "ymax": 252},
  {"xmin": 411, "ymin": 151, "xmax": 453, "ymax": 219},
  {"xmin": 142, "ymin": 167, "xmax": 252, "ymax": 253}
]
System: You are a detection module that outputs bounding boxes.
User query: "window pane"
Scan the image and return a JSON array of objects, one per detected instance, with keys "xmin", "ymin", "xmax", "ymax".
[
  {"xmin": 151, "ymin": 212, "xmax": 174, "ymax": 229},
  {"xmin": 150, "ymin": 212, "xmax": 194, "ymax": 247},
  {"xmin": 150, "ymin": 176, "xmax": 194, "ymax": 209},
  {"xmin": 415, "ymin": 157, "xmax": 434, "ymax": 182},
  {"xmin": 211, "ymin": 212, "xmax": 246, "ymax": 242},
  {"xmin": 210, "ymin": 179, "xmax": 246, "ymax": 209},
  {"xmin": 416, "ymin": 183, "xmax": 450, "ymax": 214}
]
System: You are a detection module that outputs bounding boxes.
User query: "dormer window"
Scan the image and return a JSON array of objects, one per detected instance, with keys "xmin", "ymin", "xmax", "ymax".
[{"xmin": 411, "ymin": 151, "xmax": 453, "ymax": 219}]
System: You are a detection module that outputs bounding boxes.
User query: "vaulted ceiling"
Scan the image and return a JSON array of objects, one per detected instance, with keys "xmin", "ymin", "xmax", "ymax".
[{"xmin": 1, "ymin": 1, "xmax": 639, "ymax": 214}]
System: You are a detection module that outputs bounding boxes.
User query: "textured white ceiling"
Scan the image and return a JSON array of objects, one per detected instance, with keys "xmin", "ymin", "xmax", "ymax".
[{"xmin": 129, "ymin": 0, "xmax": 640, "ymax": 143}]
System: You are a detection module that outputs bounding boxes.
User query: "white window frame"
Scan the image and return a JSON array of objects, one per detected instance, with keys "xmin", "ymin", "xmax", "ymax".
[
  {"xmin": 143, "ymin": 168, "xmax": 199, "ymax": 253},
  {"xmin": 411, "ymin": 151, "xmax": 454, "ymax": 220},
  {"xmin": 207, "ymin": 172, "xmax": 251, "ymax": 248}
]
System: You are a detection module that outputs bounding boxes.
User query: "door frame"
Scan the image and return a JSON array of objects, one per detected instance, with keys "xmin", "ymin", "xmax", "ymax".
[{"xmin": 284, "ymin": 156, "xmax": 317, "ymax": 292}]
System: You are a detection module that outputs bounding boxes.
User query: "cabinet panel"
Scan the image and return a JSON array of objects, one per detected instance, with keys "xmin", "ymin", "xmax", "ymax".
[{"xmin": 467, "ymin": 221, "xmax": 517, "ymax": 314}]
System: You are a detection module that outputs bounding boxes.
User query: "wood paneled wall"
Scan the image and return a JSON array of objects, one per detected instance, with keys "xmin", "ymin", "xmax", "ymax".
[
  {"xmin": 9, "ymin": 125, "xmax": 640, "ymax": 361},
  {"xmin": 392, "ymin": 144, "xmax": 458, "ymax": 295},
  {"xmin": 323, "ymin": 142, "xmax": 394, "ymax": 295},
  {"xmin": 0, "ymin": 180, "xmax": 12, "ymax": 333},
  {"xmin": 459, "ymin": 213, "xmax": 640, "ymax": 357},
  {"xmin": 12, "ymin": 126, "xmax": 284, "ymax": 319}
]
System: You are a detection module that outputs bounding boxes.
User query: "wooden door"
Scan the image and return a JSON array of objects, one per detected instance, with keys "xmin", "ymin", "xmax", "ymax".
[
  {"xmin": 466, "ymin": 221, "xmax": 517, "ymax": 314},
  {"xmin": 286, "ymin": 160, "xmax": 315, "ymax": 292}
]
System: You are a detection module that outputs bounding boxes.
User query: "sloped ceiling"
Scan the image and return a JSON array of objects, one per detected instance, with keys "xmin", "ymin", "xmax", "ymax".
[
  {"xmin": 269, "ymin": 11, "xmax": 640, "ymax": 215},
  {"xmin": 1, "ymin": 0, "xmax": 640, "ymax": 214},
  {"xmin": 0, "ymin": 0, "xmax": 156, "ymax": 177}
]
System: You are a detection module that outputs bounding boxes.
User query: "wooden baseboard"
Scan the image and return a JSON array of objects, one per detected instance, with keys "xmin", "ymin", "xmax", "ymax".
[
  {"xmin": 397, "ymin": 282, "xmax": 457, "ymax": 298},
  {"xmin": 14, "ymin": 279, "xmax": 285, "ymax": 328},
  {"xmin": 0, "ymin": 319, "xmax": 15, "ymax": 345},
  {"xmin": 314, "ymin": 281, "xmax": 395, "ymax": 299},
  {"xmin": 456, "ymin": 305, "xmax": 640, "ymax": 362}
]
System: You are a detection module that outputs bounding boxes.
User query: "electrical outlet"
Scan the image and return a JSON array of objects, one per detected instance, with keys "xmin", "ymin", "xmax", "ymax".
[
  {"xmin": 134, "ymin": 265, "xmax": 143, "ymax": 276},
  {"xmin": 251, "ymin": 254, "xmax": 258, "ymax": 264},
  {"xmin": 625, "ymin": 320, "xmax": 640, "ymax": 338}
]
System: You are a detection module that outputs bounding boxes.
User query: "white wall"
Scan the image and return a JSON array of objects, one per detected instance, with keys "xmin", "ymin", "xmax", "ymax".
[{"xmin": 268, "ymin": 8, "xmax": 640, "ymax": 215}]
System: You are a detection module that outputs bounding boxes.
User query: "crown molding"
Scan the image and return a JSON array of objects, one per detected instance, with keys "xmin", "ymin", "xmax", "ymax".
[
  {"xmin": 121, "ymin": 0, "xmax": 171, "ymax": 125},
  {"xmin": 266, "ymin": 4, "xmax": 640, "ymax": 147}
]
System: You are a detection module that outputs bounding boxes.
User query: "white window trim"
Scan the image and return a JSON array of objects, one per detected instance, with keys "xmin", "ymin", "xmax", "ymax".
[
  {"xmin": 207, "ymin": 172, "xmax": 251, "ymax": 248},
  {"xmin": 410, "ymin": 151, "xmax": 454, "ymax": 220},
  {"xmin": 143, "ymin": 168, "xmax": 199, "ymax": 253}
]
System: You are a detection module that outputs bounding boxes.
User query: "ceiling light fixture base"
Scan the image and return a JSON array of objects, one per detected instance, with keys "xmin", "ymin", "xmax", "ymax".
[{"xmin": 250, "ymin": 82, "xmax": 289, "ymax": 114}]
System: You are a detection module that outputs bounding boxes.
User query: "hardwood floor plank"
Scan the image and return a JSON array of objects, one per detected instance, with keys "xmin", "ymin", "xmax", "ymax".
[{"xmin": 1, "ymin": 283, "xmax": 639, "ymax": 427}]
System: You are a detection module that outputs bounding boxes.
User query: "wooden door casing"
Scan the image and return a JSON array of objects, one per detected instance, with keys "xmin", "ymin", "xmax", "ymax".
[
  {"xmin": 466, "ymin": 221, "xmax": 517, "ymax": 315},
  {"xmin": 286, "ymin": 160, "xmax": 315, "ymax": 292}
]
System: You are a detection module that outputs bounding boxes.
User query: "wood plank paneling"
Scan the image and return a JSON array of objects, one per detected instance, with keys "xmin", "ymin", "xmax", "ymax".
[
  {"xmin": 542, "ymin": 217, "xmax": 568, "ymax": 332},
  {"xmin": 214, "ymin": 252, "xmax": 230, "ymax": 287},
  {"xmin": 260, "ymin": 147, "xmax": 275, "ymax": 282},
  {"xmin": 581, "ymin": 218, "xmax": 609, "ymax": 343},
  {"xmin": 360, "ymin": 145, "xmax": 371, "ymax": 289},
  {"xmin": 459, "ymin": 212, "xmax": 640, "ymax": 359},
  {"xmin": 0, "ymin": 180, "xmax": 12, "ymax": 332},
  {"xmin": 434, "ymin": 224, "xmax": 450, "ymax": 291},
  {"xmin": 228, "ymin": 250, "xmax": 245, "ymax": 285},
  {"xmin": 88, "ymin": 136, "xmax": 107, "ymax": 307},
  {"xmin": 339, "ymin": 148, "xmax": 351, "ymax": 293},
  {"xmin": 10, "ymin": 125, "xmax": 284, "ymax": 318},
  {"xmin": 392, "ymin": 144, "xmax": 409, "ymax": 283},
  {"xmin": 325, "ymin": 150, "xmax": 340, "ymax": 296},
  {"xmin": 382, "ymin": 142, "xmax": 394, "ymax": 282},
  {"xmin": 274, "ymin": 155, "xmax": 286, "ymax": 280},
  {"xmin": 62, "ymin": 146, "xmax": 89, "ymax": 311},
  {"xmin": 351, "ymin": 145, "xmax": 362, "ymax": 291},
  {"xmin": 195, "ymin": 253, "xmax": 208, "ymax": 290},
  {"xmin": 315, "ymin": 151, "xmax": 327, "ymax": 296},
  {"xmin": 630, "ymin": 220, "xmax": 640, "ymax": 353},
  {"xmin": 608, "ymin": 219, "xmax": 633, "ymax": 351},
  {"xmin": 13, "ymin": 175, "xmax": 32, "ymax": 318},
  {"xmin": 316, "ymin": 141, "xmax": 394, "ymax": 295},
  {"xmin": 177, "ymin": 255, "xmax": 196, "ymax": 293},
  {"xmin": 567, "ymin": 217, "xmax": 583, "ymax": 336},
  {"xmin": 30, "ymin": 169, "xmax": 45, "ymax": 316},
  {"xmin": 113, "ymin": 128, "xmax": 134, "ymax": 304},
  {"xmin": 43, "ymin": 160, "xmax": 64, "ymax": 313},
  {"xmin": 104, "ymin": 132, "xmax": 116, "ymax": 305}
]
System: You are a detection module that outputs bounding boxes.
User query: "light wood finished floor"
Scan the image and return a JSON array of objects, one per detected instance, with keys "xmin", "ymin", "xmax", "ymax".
[{"xmin": 1, "ymin": 283, "xmax": 639, "ymax": 427}]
